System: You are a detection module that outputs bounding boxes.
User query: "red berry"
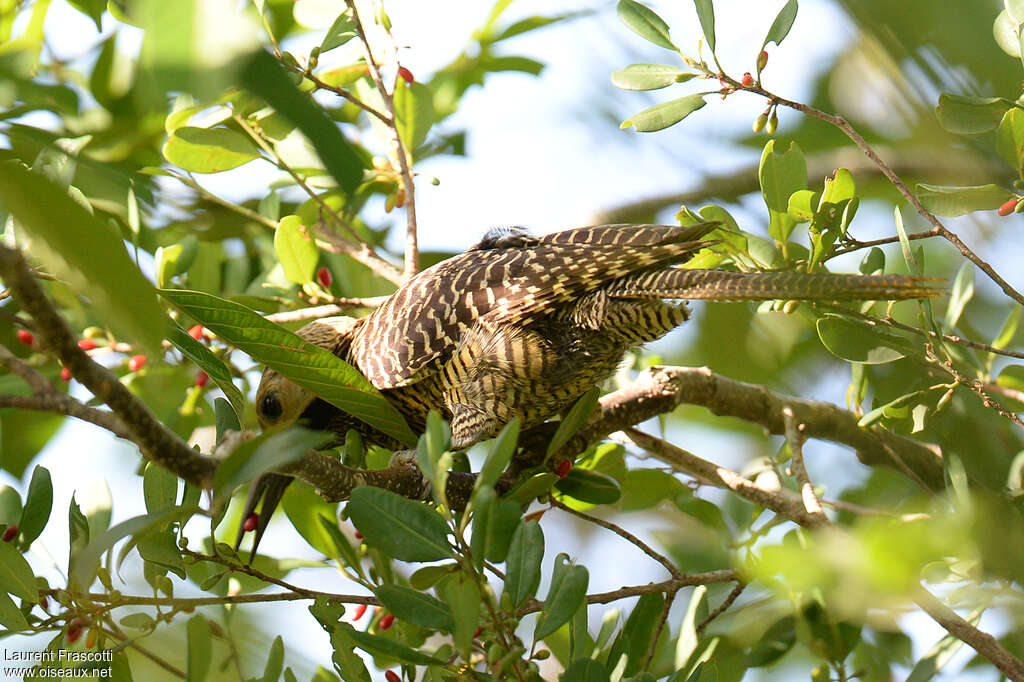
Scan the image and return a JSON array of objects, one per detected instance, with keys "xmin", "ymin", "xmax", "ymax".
[
  {"xmin": 188, "ymin": 324, "xmax": 204, "ymax": 340},
  {"xmin": 473, "ymin": 627, "xmax": 482, "ymax": 638},
  {"xmin": 16, "ymin": 329, "xmax": 34, "ymax": 346},
  {"xmin": 195, "ymin": 371, "xmax": 209, "ymax": 388},
  {"xmin": 378, "ymin": 613, "xmax": 395, "ymax": 630},
  {"xmin": 128, "ymin": 354, "xmax": 147, "ymax": 371},
  {"xmin": 2, "ymin": 525, "xmax": 17, "ymax": 542},
  {"xmin": 353, "ymin": 603, "xmax": 367, "ymax": 620},
  {"xmin": 998, "ymin": 199, "xmax": 1018, "ymax": 216},
  {"xmin": 66, "ymin": 619, "xmax": 84, "ymax": 643},
  {"xmin": 354, "ymin": 530, "xmax": 363, "ymax": 539},
  {"xmin": 60, "ymin": 367, "xmax": 72, "ymax": 382},
  {"xmin": 555, "ymin": 459, "xmax": 572, "ymax": 478},
  {"xmin": 40, "ymin": 596, "xmax": 48, "ymax": 611},
  {"xmin": 317, "ymin": 266, "xmax": 332, "ymax": 288},
  {"xmin": 397, "ymin": 66, "xmax": 414, "ymax": 83},
  {"xmin": 243, "ymin": 513, "xmax": 259, "ymax": 532},
  {"xmin": 385, "ymin": 671, "xmax": 401, "ymax": 682},
  {"xmin": 77, "ymin": 339, "xmax": 97, "ymax": 351},
  {"xmin": 741, "ymin": 72, "xmax": 754, "ymax": 87}
]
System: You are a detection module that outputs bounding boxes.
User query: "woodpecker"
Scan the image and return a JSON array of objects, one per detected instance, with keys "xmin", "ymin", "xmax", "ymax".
[{"xmin": 240, "ymin": 222, "xmax": 941, "ymax": 555}]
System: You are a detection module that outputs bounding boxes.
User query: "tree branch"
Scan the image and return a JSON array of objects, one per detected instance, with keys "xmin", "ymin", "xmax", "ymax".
[{"xmin": 0, "ymin": 245, "xmax": 217, "ymax": 487}]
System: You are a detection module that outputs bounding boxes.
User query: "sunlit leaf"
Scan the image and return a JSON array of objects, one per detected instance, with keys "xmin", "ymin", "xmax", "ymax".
[
  {"xmin": 916, "ymin": 183, "xmax": 1009, "ymax": 216},
  {"xmin": 617, "ymin": 0, "xmax": 676, "ymax": 50},
  {"xmin": 621, "ymin": 93, "xmax": 708, "ymax": 132},
  {"xmin": 611, "ymin": 64, "xmax": 694, "ymax": 91}
]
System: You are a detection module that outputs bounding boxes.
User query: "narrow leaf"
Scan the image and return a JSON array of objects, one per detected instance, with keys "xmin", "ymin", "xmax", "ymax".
[
  {"xmin": 692, "ymin": 0, "xmax": 715, "ymax": 53},
  {"xmin": 611, "ymin": 64, "xmax": 694, "ymax": 91},
  {"xmin": 762, "ymin": 0, "xmax": 798, "ymax": 49},
  {"xmin": 186, "ymin": 614, "xmax": 212, "ymax": 682},
  {"xmin": 162, "ymin": 126, "xmax": 260, "ymax": 173},
  {"xmin": 617, "ymin": 0, "xmax": 676, "ymax": 50},
  {"xmin": 621, "ymin": 93, "xmax": 708, "ymax": 132},
  {"xmin": 944, "ymin": 262, "xmax": 974, "ymax": 331},
  {"xmin": 548, "ymin": 387, "xmax": 600, "ymax": 457},
  {"xmin": 274, "ymin": 215, "xmax": 318, "ymax": 285},
  {"xmin": 374, "ymin": 583, "xmax": 454, "ymax": 631},
  {"xmin": 0, "ymin": 542, "xmax": 37, "ymax": 603},
  {"xmin": 166, "ymin": 322, "xmax": 245, "ymax": 420},
  {"xmin": 504, "ymin": 520, "xmax": 544, "ymax": 607},
  {"xmin": 935, "ymin": 94, "xmax": 1012, "ymax": 134},
  {"xmin": 916, "ymin": 183, "xmax": 1010, "ymax": 216},
  {"xmin": 535, "ymin": 553, "xmax": 589, "ymax": 641},
  {"xmin": 19, "ymin": 465, "xmax": 52, "ymax": 546}
]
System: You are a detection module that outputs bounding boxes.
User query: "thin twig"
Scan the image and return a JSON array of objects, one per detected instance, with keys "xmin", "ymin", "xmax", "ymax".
[
  {"xmin": 345, "ymin": 0, "xmax": 419, "ymax": 279},
  {"xmin": 551, "ymin": 498, "xmax": 681, "ymax": 579},
  {"xmin": 783, "ymin": 406, "xmax": 826, "ymax": 520},
  {"xmin": 696, "ymin": 582, "xmax": 746, "ymax": 634},
  {"xmin": 720, "ymin": 73, "xmax": 1024, "ymax": 309},
  {"xmin": 263, "ymin": 298, "xmax": 388, "ymax": 324}
]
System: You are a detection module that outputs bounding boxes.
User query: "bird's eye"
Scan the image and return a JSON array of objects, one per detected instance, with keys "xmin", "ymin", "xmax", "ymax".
[{"xmin": 258, "ymin": 393, "xmax": 283, "ymax": 422}]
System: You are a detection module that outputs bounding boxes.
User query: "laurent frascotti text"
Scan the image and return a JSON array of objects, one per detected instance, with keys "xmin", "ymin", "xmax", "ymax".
[{"xmin": 4, "ymin": 649, "xmax": 114, "ymax": 678}]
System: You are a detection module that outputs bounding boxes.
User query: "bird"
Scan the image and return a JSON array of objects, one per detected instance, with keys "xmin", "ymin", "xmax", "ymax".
[{"xmin": 238, "ymin": 222, "xmax": 942, "ymax": 556}]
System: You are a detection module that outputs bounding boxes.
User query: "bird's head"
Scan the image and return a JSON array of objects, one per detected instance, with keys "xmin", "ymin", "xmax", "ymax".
[{"xmin": 255, "ymin": 315, "xmax": 364, "ymax": 431}]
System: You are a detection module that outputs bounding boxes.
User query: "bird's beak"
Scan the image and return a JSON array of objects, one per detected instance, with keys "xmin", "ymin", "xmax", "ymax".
[{"xmin": 235, "ymin": 472, "xmax": 293, "ymax": 563}]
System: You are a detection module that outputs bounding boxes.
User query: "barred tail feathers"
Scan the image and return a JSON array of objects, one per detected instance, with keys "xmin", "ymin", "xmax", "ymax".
[{"xmin": 606, "ymin": 269, "xmax": 944, "ymax": 302}]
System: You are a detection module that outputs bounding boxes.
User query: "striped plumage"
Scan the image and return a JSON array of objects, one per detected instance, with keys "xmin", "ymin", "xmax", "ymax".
[{"xmin": 243, "ymin": 222, "xmax": 940, "ymax": 556}]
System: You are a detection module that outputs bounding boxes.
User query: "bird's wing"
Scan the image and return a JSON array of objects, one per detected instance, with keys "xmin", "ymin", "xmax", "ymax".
[{"xmin": 351, "ymin": 222, "xmax": 719, "ymax": 389}]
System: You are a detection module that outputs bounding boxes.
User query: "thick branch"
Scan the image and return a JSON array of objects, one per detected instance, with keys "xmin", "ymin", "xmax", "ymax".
[{"xmin": 0, "ymin": 246, "xmax": 217, "ymax": 486}]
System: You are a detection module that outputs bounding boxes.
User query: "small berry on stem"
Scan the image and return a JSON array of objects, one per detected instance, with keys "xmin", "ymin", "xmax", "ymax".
[
  {"xmin": 397, "ymin": 66, "xmax": 414, "ymax": 83},
  {"xmin": 741, "ymin": 72, "xmax": 754, "ymax": 87},
  {"xmin": 317, "ymin": 266, "xmax": 332, "ymax": 288},
  {"xmin": 353, "ymin": 603, "xmax": 367, "ymax": 620},
  {"xmin": 66, "ymin": 619, "xmax": 84, "ymax": 644},
  {"xmin": 78, "ymin": 339, "xmax": 97, "ymax": 351},
  {"xmin": 379, "ymin": 613, "xmax": 395, "ymax": 630},
  {"xmin": 16, "ymin": 329, "xmax": 34, "ymax": 346},
  {"xmin": 385, "ymin": 671, "xmax": 401, "ymax": 682},
  {"xmin": 61, "ymin": 367, "xmax": 72, "ymax": 382},
  {"xmin": 128, "ymin": 355, "xmax": 147, "ymax": 371},
  {"xmin": 195, "ymin": 371, "xmax": 209, "ymax": 388},
  {"xmin": 188, "ymin": 325, "xmax": 204, "ymax": 340},
  {"xmin": 555, "ymin": 459, "xmax": 572, "ymax": 478},
  {"xmin": 2, "ymin": 525, "xmax": 17, "ymax": 542},
  {"xmin": 998, "ymin": 198, "xmax": 1018, "ymax": 216},
  {"xmin": 243, "ymin": 513, "xmax": 259, "ymax": 532}
]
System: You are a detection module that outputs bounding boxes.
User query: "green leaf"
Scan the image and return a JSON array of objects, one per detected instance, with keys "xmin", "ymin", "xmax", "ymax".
[
  {"xmin": 274, "ymin": 215, "xmax": 319, "ymax": 285},
  {"xmin": 258, "ymin": 636, "xmax": 285, "ymax": 682},
  {"xmin": 692, "ymin": 0, "xmax": 715, "ymax": 53},
  {"xmin": 394, "ymin": 82, "xmax": 436, "ymax": 151},
  {"xmin": 137, "ymin": 529, "xmax": 186, "ymax": 578},
  {"xmin": 334, "ymin": 622, "xmax": 444, "ymax": 665},
  {"xmin": 330, "ymin": 630, "xmax": 372, "ymax": 682},
  {"xmin": 475, "ymin": 418, "xmax": 519, "ymax": 494},
  {"xmin": 240, "ymin": 50, "xmax": 365, "ymax": 195},
  {"xmin": 674, "ymin": 585, "xmax": 707, "ymax": 670},
  {"xmin": 535, "ymin": 553, "xmax": 589, "ymax": 641},
  {"xmin": 374, "ymin": 583, "xmax": 454, "ymax": 631},
  {"xmin": 548, "ymin": 387, "xmax": 600, "ymax": 457},
  {"xmin": 935, "ymin": 94, "xmax": 1012, "ymax": 134},
  {"xmin": 562, "ymin": 659, "xmax": 610, "ymax": 682},
  {"xmin": 607, "ymin": 593, "xmax": 665, "ymax": 676},
  {"xmin": 0, "ymin": 591, "xmax": 29, "ymax": 632},
  {"xmin": 744, "ymin": 615, "xmax": 797, "ymax": 666},
  {"xmin": 409, "ymin": 562, "xmax": 458, "ymax": 590},
  {"xmin": 281, "ymin": 482, "xmax": 340, "ymax": 559},
  {"xmin": 166, "ymin": 322, "xmax": 246, "ymax": 421},
  {"xmin": 212, "ymin": 428, "xmax": 327, "ymax": 506},
  {"xmin": 160, "ymin": 289, "xmax": 416, "ymax": 446},
  {"xmin": 320, "ymin": 10, "xmax": 355, "ymax": 52},
  {"xmin": 0, "ymin": 163, "xmax": 167, "ymax": 355},
  {"xmin": 554, "ymin": 468, "xmax": 622, "ymax": 505},
  {"xmin": 0, "ymin": 541, "xmax": 37, "ymax": 603},
  {"xmin": 998, "ymin": 107, "xmax": 1024, "ymax": 174},
  {"xmin": 162, "ymin": 126, "xmax": 261, "ymax": 173},
  {"xmin": 186, "ymin": 614, "xmax": 212, "ymax": 682},
  {"xmin": 143, "ymin": 462, "xmax": 178, "ymax": 514},
  {"xmin": 439, "ymin": 571, "xmax": 480, "ymax": 655},
  {"xmin": 759, "ymin": 139, "xmax": 808, "ymax": 212},
  {"xmin": 475, "ymin": 496, "xmax": 521, "ymax": 563},
  {"xmin": 611, "ymin": 64, "xmax": 694, "ymax": 91},
  {"xmin": 916, "ymin": 183, "xmax": 1010, "ymax": 216},
  {"xmin": 621, "ymin": 94, "xmax": 708, "ymax": 132},
  {"xmin": 0, "ymin": 488, "xmax": 21, "ymax": 527},
  {"xmin": 787, "ymin": 189, "xmax": 817, "ymax": 223},
  {"xmin": 944, "ymin": 262, "xmax": 974, "ymax": 331},
  {"xmin": 154, "ymin": 235, "xmax": 199, "ymax": 287},
  {"xmin": 994, "ymin": 10, "xmax": 1023, "ymax": 59},
  {"xmin": 504, "ymin": 520, "xmax": 544, "ymax": 607},
  {"xmin": 347, "ymin": 487, "xmax": 453, "ymax": 562},
  {"xmin": 617, "ymin": 0, "xmax": 676, "ymax": 50},
  {"xmin": 816, "ymin": 314, "xmax": 912, "ymax": 364},
  {"xmin": 19, "ymin": 465, "xmax": 52, "ymax": 546},
  {"xmin": 619, "ymin": 469, "xmax": 685, "ymax": 511},
  {"xmin": 761, "ymin": 0, "xmax": 798, "ymax": 50}
]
